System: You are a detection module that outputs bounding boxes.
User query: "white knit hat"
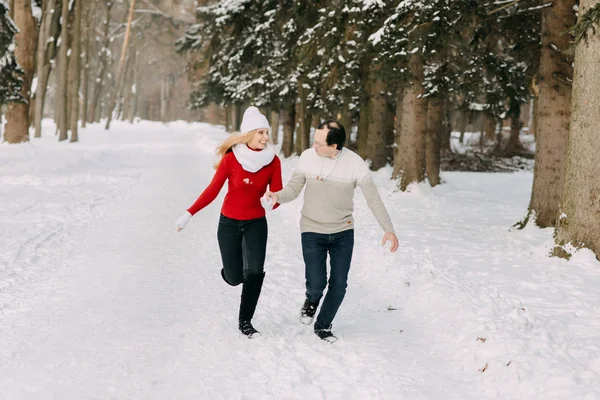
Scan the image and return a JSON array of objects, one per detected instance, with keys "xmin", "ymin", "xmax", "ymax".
[{"xmin": 240, "ymin": 106, "xmax": 269, "ymax": 134}]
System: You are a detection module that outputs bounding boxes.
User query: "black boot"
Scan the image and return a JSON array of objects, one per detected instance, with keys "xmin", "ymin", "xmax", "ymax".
[
  {"xmin": 314, "ymin": 325, "xmax": 338, "ymax": 343},
  {"xmin": 299, "ymin": 298, "xmax": 318, "ymax": 325},
  {"xmin": 238, "ymin": 272, "xmax": 265, "ymax": 338}
]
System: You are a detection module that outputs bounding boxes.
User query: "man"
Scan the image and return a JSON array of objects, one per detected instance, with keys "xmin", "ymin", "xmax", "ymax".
[{"xmin": 264, "ymin": 120, "xmax": 398, "ymax": 342}]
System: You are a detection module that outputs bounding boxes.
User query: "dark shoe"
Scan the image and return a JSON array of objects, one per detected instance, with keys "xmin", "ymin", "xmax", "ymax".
[
  {"xmin": 239, "ymin": 320, "xmax": 260, "ymax": 338},
  {"xmin": 299, "ymin": 298, "xmax": 318, "ymax": 325},
  {"xmin": 238, "ymin": 272, "xmax": 265, "ymax": 330},
  {"xmin": 314, "ymin": 325, "xmax": 338, "ymax": 343}
]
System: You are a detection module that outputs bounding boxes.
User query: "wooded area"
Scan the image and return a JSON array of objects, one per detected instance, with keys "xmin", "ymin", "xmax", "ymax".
[
  {"xmin": 1, "ymin": 0, "xmax": 199, "ymax": 145},
  {"xmin": 1, "ymin": 0, "xmax": 599, "ymax": 259}
]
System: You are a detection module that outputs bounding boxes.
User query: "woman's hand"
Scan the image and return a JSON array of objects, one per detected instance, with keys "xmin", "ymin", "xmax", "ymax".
[
  {"xmin": 260, "ymin": 195, "xmax": 274, "ymax": 211},
  {"xmin": 175, "ymin": 211, "xmax": 192, "ymax": 232}
]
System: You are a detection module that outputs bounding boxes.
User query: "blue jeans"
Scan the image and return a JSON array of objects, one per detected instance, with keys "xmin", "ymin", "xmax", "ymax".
[{"xmin": 301, "ymin": 230, "xmax": 354, "ymax": 330}]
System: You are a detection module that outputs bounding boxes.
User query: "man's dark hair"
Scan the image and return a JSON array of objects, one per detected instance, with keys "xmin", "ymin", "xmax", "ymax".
[{"xmin": 317, "ymin": 120, "xmax": 346, "ymax": 150}]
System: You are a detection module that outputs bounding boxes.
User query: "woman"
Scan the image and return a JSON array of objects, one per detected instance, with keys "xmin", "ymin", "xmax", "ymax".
[{"xmin": 175, "ymin": 106, "xmax": 282, "ymax": 338}]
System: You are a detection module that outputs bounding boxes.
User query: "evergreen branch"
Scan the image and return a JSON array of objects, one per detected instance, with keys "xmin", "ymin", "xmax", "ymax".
[
  {"xmin": 571, "ymin": 2, "xmax": 600, "ymax": 45},
  {"xmin": 495, "ymin": 2, "xmax": 552, "ymax": 20},
  {"xmin": 414, "ymin": 21, "xmax": 434, "ymax": 31},
  {"xmin": 487, "ymin": 0, "xmax": 521, "ymax": 15}
]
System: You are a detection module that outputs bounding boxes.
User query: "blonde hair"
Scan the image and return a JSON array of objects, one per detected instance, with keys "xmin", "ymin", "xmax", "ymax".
[{"xmin": 214, "ymin": 128, "xmax": 271, "ymax": 169}]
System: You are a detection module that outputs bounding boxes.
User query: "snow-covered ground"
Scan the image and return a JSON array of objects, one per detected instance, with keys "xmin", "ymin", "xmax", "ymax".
[{"xmin": 1, "ymin": 120, "xmax": 599, "ymax": 399}]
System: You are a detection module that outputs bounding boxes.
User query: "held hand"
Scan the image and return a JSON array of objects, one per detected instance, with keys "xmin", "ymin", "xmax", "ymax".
[
  {"xmin": 264, "ymin": 191, "xmax": 279, "ymax": 205},
  {"xmin": 260, "ymin": 195, "xmax": 274, "ymax": 211},
  {"xmin": 175, "ymin": 211, "xmax": 192, "ymax": 232},
  {"xmin": 381, "ymin": 232, "xmax": 399, "ymax": 252}
]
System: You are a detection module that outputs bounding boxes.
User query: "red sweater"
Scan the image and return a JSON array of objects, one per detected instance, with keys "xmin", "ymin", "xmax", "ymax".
[{"xmin": 187, "ymin": 150, "xmax": 283, "ymax": 220}]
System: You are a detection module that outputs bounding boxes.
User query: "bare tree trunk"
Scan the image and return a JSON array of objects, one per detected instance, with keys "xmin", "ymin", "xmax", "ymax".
[
  {"xmin": 294, "ymin": 114, "xmax": 301, "ymax": 154},
  {"xmin": 384, "ymin": 103, "xmax": 395, "ymax": 164},
  {"xmin": 529, "ymin": 97, "xmax": 536, "ymax": 137},
  {"xmin": 301, "ymin": 89, "xmax": 311, "ymax": 152},
  {"xmin": 3, "ymin": 0, "xmax": 36, "ymax": 143},
  {"xmin": 554, "ymin": 0, "xmax": 600, "ymax": 260},
  {"xmin": 458, "ymin": 110, "xmax": 468, "ymax": 144},
  {"xmin": 122, "ymin": 52, "xmax": 135, "ymax": 122},
  {"xmin": 494, "ymin": 119, "xmax": 504, "ymax": 154},
  {"xmin": 357, "ymin": 80, "xmax": 370, "ymax": 159},
  {"xmin": 129, "ymin": 50, "xmax": 140, "ymax": 123},
  {"xmin": 54, "ymin": 70, "xmax": 60, "ymax": 127},
  {"xmin": 483, "ymin": 113, "xmax": 496, "ymax": 145},
  {"xmin": 392, "ymin": 87, "xmax": 404, "ymax": 180},
  {"xmin": 89, "ymin": 2, "xmax": 112, "ymax": 123},
  {"xmin": 57, "ymin": 0, "xmax": 69, "ymax": 141},
  {"xmin": 236, "ymin": 103, "xmax": 243, "ymax": 131},
  {"xmin": 166, "ymin": 74, "xmax": 175, "ymax": 122},
  {"xmin": 441, "ymin": 103, "xmax": 452, "ymax": 153},
  {"xmin": 270, "ymin": 109, "xmax": 280, "ymax": 144},
  {"xmin": 68, "ymin": 0, "xmax": 82, "ymax": 142},
  {"xmin": 81, "ymin": 3, "xmax": 91, "ymax": 128},
  {"xmin": 530, "ymin": 75, "xmax": 539, "ymax": 138},
  {"xmin": 311, "ymin": 113, "xmax": 320, "ymax": 130},
  {"xmin": 230, "ymin": 105, "xmax": 237, "ymax": 131},
  {"xmin": 28, "ymin": 94, "xmax": 36, "ymax": 131},
  {"xmin": 340, "ymin": 94, "xmax": 352, "ymax": 144},
  {"xmin": 366, "ymin": 77, "xmax": 389, "ymax": 170},
  {"xmin": 529, "ymin": 0, "xmax": 575, "ymax": 227},
  {"xmin": 426, "ymin": 97, "xmax": 443, "ymax": 187},
  {"xmin": 295, "ymin": 82, "xmax": 311, "ymax": 154},
  {"xmin": 398, "ymin": 54, "xmax": 427, "ymax": 191},
  {"xmin": 160, "ymin": 75, "xmax": 167, "ymax": 122},
  {"xmin": 231, "ymin": 103, "xmax": 242, "ymax": 131},
  {"xmin": 33, "ymin": 0, "xmax": 56, "ymax": 138},
  {"xmin": 105, "ymin": 0, "xmax": 136, "ymax": 130},
  {"xmin": 281, "ymin": 104, "xmax": 295, "ymax": 158},
  {"xmin": 505, "ymin": 100, "xmax": 524, "ymax": 156},
  {"xmin": 224, "ymin": 105, "xmax": 232, "ymax": 132}
]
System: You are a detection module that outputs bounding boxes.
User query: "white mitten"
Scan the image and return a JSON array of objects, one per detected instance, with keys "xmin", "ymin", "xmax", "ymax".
[
  {"xmin": 260, "ymin": 196, "xmax": 274, "ymax": 212},
  {"xmin": 175, "ymin": 211, "xmax": 192, "ymax": 231}
]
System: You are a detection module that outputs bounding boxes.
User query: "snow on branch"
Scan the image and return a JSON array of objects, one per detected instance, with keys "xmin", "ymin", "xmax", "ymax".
[{"xmin": 362, "ymin": 0, "xmax": 386, "ymax": 11}]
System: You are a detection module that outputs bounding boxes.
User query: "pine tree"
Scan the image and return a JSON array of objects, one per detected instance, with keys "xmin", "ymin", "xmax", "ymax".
[
  {"xmin": 178, "ymin": 1, "xmax": 296, "ymax": 110},
  {"xmin": 553, "ymin": 0, "xmax": 600, "ymax": 260},
  {"xmin": 526, "ymin": 0, "xmax": 576, "ymax": 228},
  {"xmin": 3, "ymin": 0, "xmax": 36, "ymax": 144},
  {"xmin": 178, "ymin": 0, "xmax": 315, "ymax": 154},
  {"xmin": 370, "ymin": 0, "xmax": 541, "ymax": 188},
  {"xmin": 0, "ymin": 1, "xmax": 23, "ymax": 107}
]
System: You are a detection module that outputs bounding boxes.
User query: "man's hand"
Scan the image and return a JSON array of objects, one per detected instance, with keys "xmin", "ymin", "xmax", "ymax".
[
  {"xmin": 381, "ymin": 232, "xmax": 399, "ymax": 252},
  {"xmin": 264, "ymin": 191, "xmax": 280, "ymax": 205}
]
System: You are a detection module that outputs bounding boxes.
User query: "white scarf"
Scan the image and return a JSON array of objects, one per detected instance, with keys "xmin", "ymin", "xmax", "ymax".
[{"xmin": 232, "ymin": 143, "xmax": 276, "ymax": 173}]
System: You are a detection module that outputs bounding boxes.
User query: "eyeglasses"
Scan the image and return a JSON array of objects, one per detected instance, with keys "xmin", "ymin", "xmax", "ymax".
[{"xmin": 312, "ymin": 141, "xmax": 327, "ymax": 148}]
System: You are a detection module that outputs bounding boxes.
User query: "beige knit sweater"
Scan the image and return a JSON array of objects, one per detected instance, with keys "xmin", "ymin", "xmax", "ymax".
[{"xmin": 276, "ymin": 147, "xmax": 395, "ymax": 234}]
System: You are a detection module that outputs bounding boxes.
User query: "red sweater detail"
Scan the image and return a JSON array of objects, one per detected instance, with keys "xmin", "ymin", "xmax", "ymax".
[{"xmin": 187, "ymin": 151, "xmax": 282, "ymax": 220}]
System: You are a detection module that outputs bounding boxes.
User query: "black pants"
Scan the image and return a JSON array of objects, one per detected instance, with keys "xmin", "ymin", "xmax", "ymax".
[{"xmin": 217, "ymin": 214, "xmax": 268, "ymax": 286}]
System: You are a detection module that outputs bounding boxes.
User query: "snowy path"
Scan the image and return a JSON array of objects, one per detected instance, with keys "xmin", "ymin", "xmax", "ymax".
[{"xmin": 1, "ymin": 121, "xmax": 599, "ymax": 399}]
